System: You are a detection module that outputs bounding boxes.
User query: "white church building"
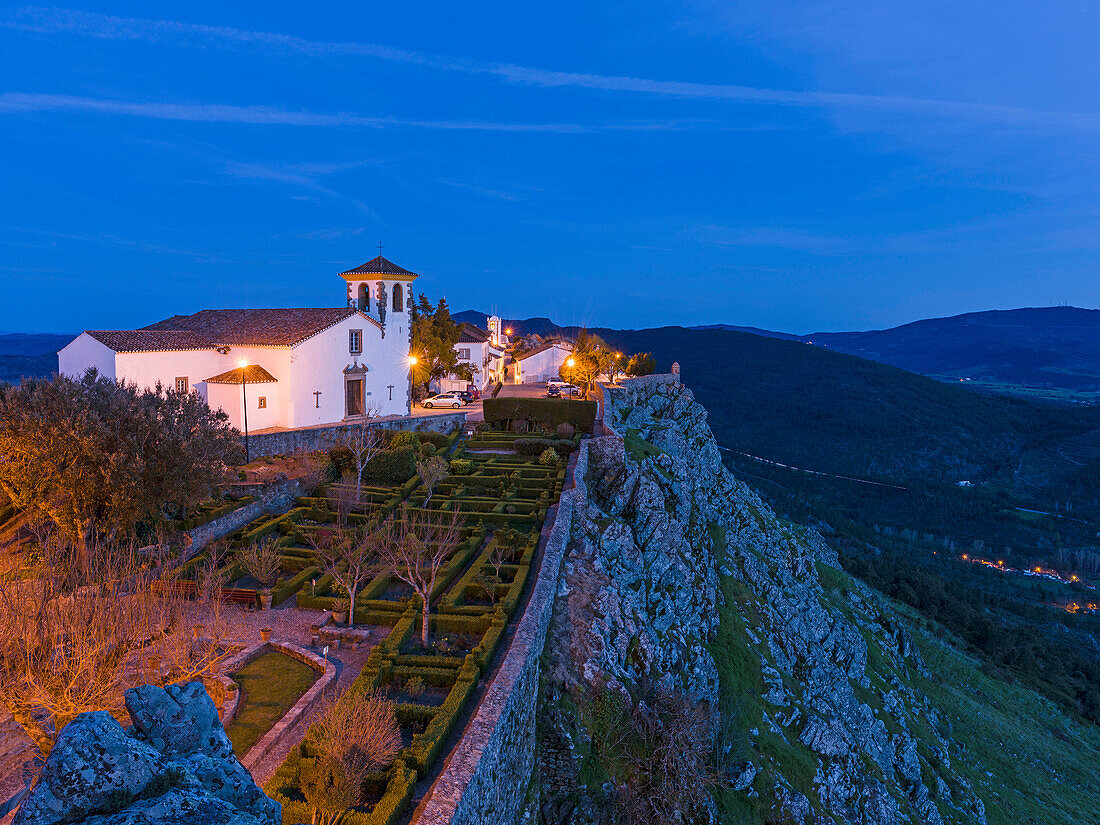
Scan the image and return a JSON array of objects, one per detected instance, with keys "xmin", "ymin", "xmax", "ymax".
[{"xmin": 58, "ymin": 256, "xmax": 419, "ymax": 432}]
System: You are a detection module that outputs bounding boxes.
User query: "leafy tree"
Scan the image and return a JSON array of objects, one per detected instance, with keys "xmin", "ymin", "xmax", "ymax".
[
  {"xmin": 559, "ymin": 331, "xmax": 607, "ymax": 399},
  {"xmin": 409, "ymin": 295, "xmax": 472, "ymax": 391},
  {"xmin": 0, "ymin": 370, "xmax": 239, "ymax": 566},
  {"xmin": 626, "ymin": 352, "xmax": 656, "ymax": 377}
]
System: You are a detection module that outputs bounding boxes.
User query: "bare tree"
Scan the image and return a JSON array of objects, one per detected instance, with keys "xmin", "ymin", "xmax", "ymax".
[
  {"xmin": 303, "ymin": 689, "xmax": 401, "ymax": 825},
  {"xmin": 475, "ymin": 537, "xmax": 512, "ymax": 606},
  {"xmin": 417, "ymin": 455, "xmax": 449, "ymax": 507},
  {"xmin": 0, "ymin": 542, "xmax": 226, "ymax": 757},
  {"xmin": 307, "ymin": 527, "xmax": 377, "ymax": 629},
  {"xmin": 326, "ymin": 473, "xmax": 361, "ymax": 528},
  {"xmin": 332, "ymin": 406, "xmax": 384, "ymax": 503},
  {"xmin": 374, "ymin": 506, "xmax": 463, "ymax": 646}
]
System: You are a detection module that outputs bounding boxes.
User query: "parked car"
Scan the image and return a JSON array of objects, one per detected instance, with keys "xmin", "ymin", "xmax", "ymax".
[
  {"xmin": 547, "ymin": 377, "xmax": 570, "ymax": 389},
  {"xmin": 545, "ymin": 385, "xmax": 562, "ymax": 398},
  {"xmin": 422, "ymin": 392, "xmax": 464, "ymax": 409},
  {"xmin": 456, "ymin": 389, "xmax": 480, "ymax": 404}
]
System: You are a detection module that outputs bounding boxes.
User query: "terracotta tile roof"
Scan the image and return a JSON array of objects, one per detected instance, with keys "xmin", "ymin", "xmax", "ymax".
[
  {"xmin": 457, "ymin": 322, "xmax": 490, "ymax": 344},
  {"xmin": 206, "ymin": 365, "xmax": 278, "ymax": 384},
  {"xmin": 142, "ymin": 308, "xmax": 361, "ymax": 346},
  {"xmin": 85, "ymin": 330, "xmax": 214, "ymax": 353},
  {"xmin": 514, "ymin": 340, "xmax": 573, "ymax": 361},
  {"xmin": 338, "ymin": 255, "xmax": 418, "ymax": 278}
]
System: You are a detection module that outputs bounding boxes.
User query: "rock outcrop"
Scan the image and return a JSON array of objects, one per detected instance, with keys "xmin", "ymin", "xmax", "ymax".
[
  {"xmin": 537, "ymin": 377, "xmax": 987, "ymax": 824},
  {"xmin": 13, "ymin": 682, "xmax": 278, "ymax": 825}
]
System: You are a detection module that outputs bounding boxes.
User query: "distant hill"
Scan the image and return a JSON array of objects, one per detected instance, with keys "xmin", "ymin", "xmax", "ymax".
[
  {"xmin": 0, "ymin": 333, "xmax": 73, "ymax": 384},
  {"xmin": 801, "ymin": 307, "xmax": 1100, "ymax": 391},
  {"xmin": 458, "ymin": 305, "xmax": 1100, "ymax": 394}
]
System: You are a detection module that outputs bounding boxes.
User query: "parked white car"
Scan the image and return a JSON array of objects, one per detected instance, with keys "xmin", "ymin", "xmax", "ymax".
[
  {"xmin": 422, "ymin": 392, "xmax": 464, "ymax": 409},
  {"xmin": 546, "ymin": 377, "xmax": 570, "ymax": 389}
]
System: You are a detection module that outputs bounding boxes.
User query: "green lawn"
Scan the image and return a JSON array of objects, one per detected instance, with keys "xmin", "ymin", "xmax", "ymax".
[{"xmin": 225, "ymin": 651, "xmax": 318, "ymax": 758}]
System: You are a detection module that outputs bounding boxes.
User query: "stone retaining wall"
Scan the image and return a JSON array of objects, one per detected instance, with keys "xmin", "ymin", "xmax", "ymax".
[
  {"xmin": 244, "ymin": 411, "xmax": 466, "ymax": 459},
  {"xmin": 186, "ymin": 482, "xmax": 302, "ymax": 554},
  {"xmin": 411, "ymin": 444, "xmax": 586, "ymax": 825}
]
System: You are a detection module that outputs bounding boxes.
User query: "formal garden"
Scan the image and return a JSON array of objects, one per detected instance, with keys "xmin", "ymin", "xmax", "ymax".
[
  {"xmin": 0, "ymin": 367, "xmax": 595, "ymax": 823},
  {"xmin": 139, "ymin": 412, "xmax": 582, "ymax": 825}
]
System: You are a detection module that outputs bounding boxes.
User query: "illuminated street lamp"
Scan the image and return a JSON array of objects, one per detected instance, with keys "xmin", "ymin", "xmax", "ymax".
[
  {"xmin": 238, "ymin": 360, "xmax": 250, "ymax": 463},
  {"xmin": 566, "ymin": 357, "xmax": 575, "ymax": 368}
]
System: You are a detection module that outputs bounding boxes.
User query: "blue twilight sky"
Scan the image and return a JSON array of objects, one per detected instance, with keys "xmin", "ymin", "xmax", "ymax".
[{"xmin": 1, "ymin": 2, "xmax": 1098, "ymax": 334}]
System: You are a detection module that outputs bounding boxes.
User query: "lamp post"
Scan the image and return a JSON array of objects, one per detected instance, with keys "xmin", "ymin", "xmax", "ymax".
[{"xmin": 238, "ymin": 359, "xmax": 250, "ymax": 463}]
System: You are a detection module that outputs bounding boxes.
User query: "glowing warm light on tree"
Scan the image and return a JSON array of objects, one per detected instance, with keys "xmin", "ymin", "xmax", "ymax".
[
  {"xmin": 566, "ymin": 357, "xmax": 575, "ymax": 368},
  {"xmin": 238, "ymin": 359, "xmax": 248, "ymax": 368},
  {"xmin": 408, "ymin": 355, "xmax": 418, "ymax": 366}
]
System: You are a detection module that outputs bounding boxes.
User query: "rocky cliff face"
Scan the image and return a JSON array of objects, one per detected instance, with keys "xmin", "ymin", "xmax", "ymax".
[
  {"xmin": 13, "ymin": 682, "xmax": 278, "ymax": 825},
  {"xmin": 536, "ymin": 379, "xmax": 987, "ymax": 824}
]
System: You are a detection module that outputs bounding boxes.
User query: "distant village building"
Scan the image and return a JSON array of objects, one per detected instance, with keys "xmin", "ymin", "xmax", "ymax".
[
  {"xmin": 58, "ymin": 256, "xmax": 418, "ymax": 431},
  {"xmin": 512, "ymin": 339, "xmax": 574, "ymax": 384},
  {"xmin": 452, "ymin": 321, "xmax": 505, "ymax": 390}
]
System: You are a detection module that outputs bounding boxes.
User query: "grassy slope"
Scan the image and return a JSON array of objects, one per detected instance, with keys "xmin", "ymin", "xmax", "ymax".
[
  {"xmin": 225, "ymin": 651, "xmax": 318, "ymax": 757},
  {"xmin": 911, "ymin": 614, "xmax": 1100, "ymax": 825},
  {"xmin": 712, "ymin": 565, "xmax": 1100, "ymax": 825}
]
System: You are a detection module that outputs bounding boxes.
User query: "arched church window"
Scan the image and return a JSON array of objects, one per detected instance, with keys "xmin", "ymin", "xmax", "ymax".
[
  {"xmin": 358, "ymin": 283, "xmax": 370, "ymax": 311},
  {"xmin": 393, "ymin": 283, "xmax": 403, "ymax": 312}
]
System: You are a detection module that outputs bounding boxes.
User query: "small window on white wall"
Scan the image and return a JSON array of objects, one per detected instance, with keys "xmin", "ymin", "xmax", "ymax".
[
  {"xmin": 349, "ymin": 329, "xmax": 362, "ymax": 355},
  {"xmin": 258, "ymin": 397, "xmax": 267, "ymax": 409},
  {"xmin": 458, "ymin": 348, "xmax": 471, "ymax": 360},
  {"xmin": 175, "ymin": 377, "xmax": 189, "ymax": 394}
]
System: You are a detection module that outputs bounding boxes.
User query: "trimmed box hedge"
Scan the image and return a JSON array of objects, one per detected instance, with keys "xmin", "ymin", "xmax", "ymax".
[{"xmin": 483, "ymin": 397, "xmax": 597, "ymax": 433}]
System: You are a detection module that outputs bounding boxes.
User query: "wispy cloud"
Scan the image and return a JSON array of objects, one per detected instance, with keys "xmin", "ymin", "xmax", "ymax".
[
  {"xmin": 0, "ymin": 92, "xmax": 716, "ymax": 133},
  {"xmin": 432, "ymin": 178, "xmax": 542, "ymax": 201},
  {"xmin": 6, "ymin": 6, "xmax": 1100, "ymax": 132},
  {"xmin": 223, "ymin": 160, "xmax": 377, "ymax": 216},
  {"xmin": 295, "ymin": 226, "xmax": 367, "ymax": 241},
  {"xmin": 696, "ymin": 225, "xmax": 852, "ymax": 255}
]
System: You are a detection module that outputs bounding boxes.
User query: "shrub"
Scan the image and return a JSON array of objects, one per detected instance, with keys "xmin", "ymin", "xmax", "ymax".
[
  {"xmin": 514, "ymin": 437, "xmax": 554, "ymax": 456},
  {"xmin": 420, "ymin": 431, "xmax": 448, "ymax": 449},
  {"xmin": 363, "ymin": 447, "xmax": 418, "ymax": 485},
  {"xmin": 511, "ymin": 419, "xmax": 529, "ymax": 434},
  {"xmin": 552, "ymin": 439, "xmax": 575, "ymax": 457},
  {"xmin": 420, "ymin": 442, "xmax": 437, "ymax": 457},
  {"xmin": 538, "ymin": 448, "xmax": 559, "ymax": 466},
  {"xmin": 449, "ymin": 459, "xmax": 472, "ymax": 475},
  {"xmin": 390, "ymin": 431, "xmax": 419, "ymax": 449},
  {"xmin": 556, "ymin": 423, "xmax": 575, "ymax": 440},
  {"xmin": 405, "ymin": 676, "xmax": 426, "ymax": 698}
]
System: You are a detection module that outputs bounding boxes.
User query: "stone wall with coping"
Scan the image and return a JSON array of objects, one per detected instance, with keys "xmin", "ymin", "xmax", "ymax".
[
  {"xmin": 186, "ymin": 482, "xmax": 302, "ymax": 554},
  {"xmin": 410, "ymin": 444, "xmax": 587, "ymax": 825},
  {"xmin": 243, "ymin": 411, "xmax": 465, "ymax": 460}
]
